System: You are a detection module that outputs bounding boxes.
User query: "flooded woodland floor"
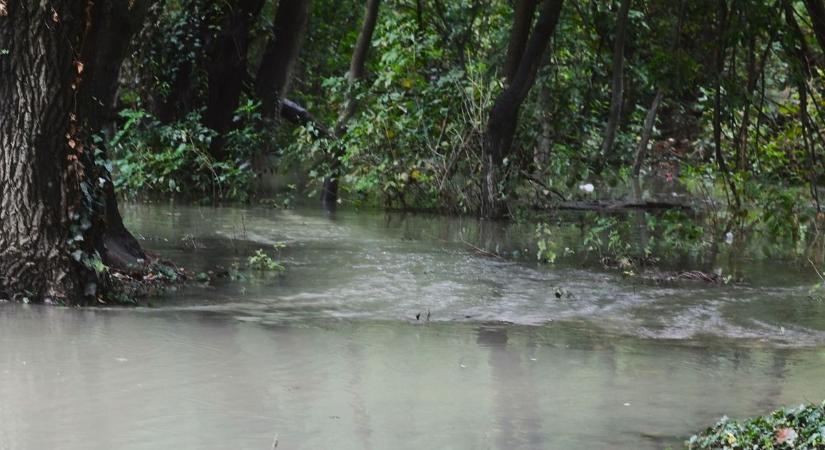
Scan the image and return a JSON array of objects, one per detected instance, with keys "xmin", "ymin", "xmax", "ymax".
[{"xmin": 2, "ymin": 204, "xmax": 825, "ymax": 449}]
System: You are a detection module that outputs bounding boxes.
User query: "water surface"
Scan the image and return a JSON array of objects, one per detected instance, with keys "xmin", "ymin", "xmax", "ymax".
[{"xmin": 2, "ymin": 205, "xmax": 825, "ymax": 449}]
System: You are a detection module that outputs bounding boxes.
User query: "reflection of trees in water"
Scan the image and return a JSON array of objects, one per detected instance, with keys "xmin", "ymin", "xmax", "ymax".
[
  {"xmin": 345, "ymin": 340, "xmax": 374, "ymax": 450},
  {"xmin": 477, "ymin": 325, "xmax": 543, "ymax": 448},
  {"xmin": 755, "ymin": 350, "xmax": 789, "ymax": 413}
]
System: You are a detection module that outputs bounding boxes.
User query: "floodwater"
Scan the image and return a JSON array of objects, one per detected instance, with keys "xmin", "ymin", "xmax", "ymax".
[{"xmin": 2, "ymin": 205, "xmax": 825, "ymax": 449}]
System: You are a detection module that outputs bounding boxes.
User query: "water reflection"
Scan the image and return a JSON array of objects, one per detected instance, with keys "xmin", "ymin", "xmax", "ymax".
[{"xmin": 2, "ymin": 306, "xmax": 823, "ymax": 449}]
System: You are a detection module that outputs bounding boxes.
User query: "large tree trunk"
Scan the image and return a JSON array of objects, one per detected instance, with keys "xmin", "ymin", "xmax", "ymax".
[
  {"xmin": 0, "ymin": 1, "xmax": 99, "ymax": 303},
  {"xmin": 481, "ymin": 0, "xmax": 565, "ymax": 218},
  {"xmin": 203, "ymin": 0, "xmax": 266, "ymax": 159},
  {"xmin": 599, "ymin": 0, "xmax": 631, "ymax": 162},
  {"xmin": 254, "ymin": 0, "xmax": 311, "ymax": 117},
  {"xmin": 321, "ymin": 0, "xmax": 381, "ymax": 210},
  {"xmin": 79, "ymin": 0, "xmax": 151, "ymax": 271}
]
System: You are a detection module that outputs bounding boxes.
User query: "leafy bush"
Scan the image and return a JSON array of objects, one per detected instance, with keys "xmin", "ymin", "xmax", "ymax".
[
  {"xmin": 247, "ymin": 245, "xmax": 286, "ymax": 272},
  {"xmin": 285, "ymin": 7, "xmax": 503, "ymax": 212},
  {"xmin": 687, "ymin": 402, "xmax": 825, "ymax": 449},
  {"xmin": 110, "ymin": 105, "xmax": 261, "ymax": 203}
]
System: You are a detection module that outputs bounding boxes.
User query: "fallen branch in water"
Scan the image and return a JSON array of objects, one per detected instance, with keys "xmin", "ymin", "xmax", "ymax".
[
  {"xmin": 550, "ymin": 199, "xmax": 692, "ymax": 212},
  {"xmin": 458, "ymin": 238, "xmax": 505, "ymax": 260}
]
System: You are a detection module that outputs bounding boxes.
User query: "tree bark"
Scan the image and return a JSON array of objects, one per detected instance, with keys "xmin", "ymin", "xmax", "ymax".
[
  {"xmin": 632, "ymin": 89, "xmax": 663, "ymax": 177},
  {"xmin": 0, "ymin": 1, "xmax": 98, "ymax": 303},
  {"xmin": 785, "ymin": 0, "xmax": 816, "ymax": 78},
  {"xmin": 481, "ymin": 0, "xmax": 565, "ymax": 218},
  {"xmin": 785, "ymin": 0, "xmax": 822, "ymax": 211},
  {"xmin": 535, "ymin": 83, "xmax": 553, "ymax": 168},
  {"xmin": 712, "ymin": 0, "xmax": 740, "ymax": 209},
  {"xmin": 254, "ymin": 0, "xmax": 311, "ymax": 117},
  {"xmin": 78, "ymin": 0, "xmax": 151, "ymax": 271},
  {"xmin": 803, "ymin": 0, "xmax": 825, "ymax": 55},
  {"xmin": 321, "ymin": 0, "xmax": 382, "ymax": 209},
  {"xmin": 504, "ymin": 0, "xmax": 539, "ymax": 84},
  {"xmin": 600, "ymin": 0, "xmax": 631, "ymax": 161},
  {"xmin": 203, "ymin": 0, "xmax": 266, "ymax": 159}
]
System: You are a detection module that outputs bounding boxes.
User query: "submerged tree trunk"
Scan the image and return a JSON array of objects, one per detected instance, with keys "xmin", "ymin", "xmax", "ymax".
[
  {"xmin": 0, "ymin": 1, "xmax": 99, "ymax": 303},
  {"xmin": 79, "ymin": 0, "xmax": 151, "ymax": 270},
  {"xmin": 321, "ymin": 0, "xmax": 381, "ymax": 209},
  {"xmin": 255, "ymin": 0, "xmax": 311, "ymax": 117},
  {"xmin": 203, "ymin": 0, "xmax": 266, "ymax": 159},
  {"xmin": 481, "ymin": 0, "xmax": 565, "ymax": 218},
  {"xmin": 632, "ymin": 90, "xmax": 664, "ymax": 177},
  {"xmin": 600, "ymin": 0, "xmax": 631, "ymax": 162}
]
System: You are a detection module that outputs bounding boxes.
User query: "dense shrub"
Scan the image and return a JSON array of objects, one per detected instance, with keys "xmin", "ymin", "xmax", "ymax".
[{"xmin": 109, "ymin": 104, "xmax": 264, "ymax": 203}]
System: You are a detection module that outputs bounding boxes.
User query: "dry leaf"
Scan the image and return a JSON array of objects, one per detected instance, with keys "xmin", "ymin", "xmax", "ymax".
[
  {"xmin": 0, "ymin": 1, "xmax": 8, "ymax": 17},
  {"xmin": 775, "ymin": 427, "xmax": 797, "ymax": 445},
  {"xmin": 74, "ymin": 61, "xmax": 84, "ymax": 75}
]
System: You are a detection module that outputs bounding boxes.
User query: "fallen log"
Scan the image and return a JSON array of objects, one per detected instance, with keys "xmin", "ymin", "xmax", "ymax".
[{"xmin": 551, "ymin": 199, "xmax": 692, "ymax": 212}]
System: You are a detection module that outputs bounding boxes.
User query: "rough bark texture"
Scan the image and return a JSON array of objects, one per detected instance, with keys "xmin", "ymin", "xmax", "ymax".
[
  {"xmin": 321, "ymin": 0, "xmax": 381, "ymax": 209},
  {"xmin": 255, "ymin": 0, "xmax": 311, "ymax": 117},
  {"xmin": 78, "ymin": 0, "xmax": 151, "ymax": 270},
  {"xmin": 0, "ymin": 1, "xmax": 93, "ymax": 302},
  {"xmin": 481, "ymin": 0, "xmax": 565, "ymax": 218},
  {"xmin": 204, "ymin": 0, "xmax": 266, "ymax": 158},
  {"xmin": 600, "ymin": 0, "xmax": 631, "ymax": 160}
]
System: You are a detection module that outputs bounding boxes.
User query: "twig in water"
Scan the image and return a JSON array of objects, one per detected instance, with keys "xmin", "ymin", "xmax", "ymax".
[
  {"xmin": 809, "ymin": 258, "xmax": 825, "ymax": 283},
  {"xmin": 459, "ymin": 238, "xmax": 505, "ymax": 260}
]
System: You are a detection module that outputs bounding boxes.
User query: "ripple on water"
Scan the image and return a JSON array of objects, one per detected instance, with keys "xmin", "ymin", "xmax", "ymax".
[{"xmin": 127, "ymin": 205, "xmax": 825, "ymax": 345}]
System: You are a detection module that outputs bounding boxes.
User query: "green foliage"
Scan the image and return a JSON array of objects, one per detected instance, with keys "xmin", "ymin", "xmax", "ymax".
[
  {"xmin": 535, "ymin": 223, "xmax": 558, "ymax": 263},
  {"xmin": 286, "ymin": 3, "xmax": 503, "ymax": 211},
  {"xmin": 688, "ymin": 402, "xmax": 825, "ymax": 449},
  {"xmin": 114, "ymin": 0, "xmax": 825, "ymax": 247},
  {"xmin": 247, "ymin": 244, "xmax": 286, "ymax": 272},
  {"xmin": 109, "ymin": 107, "xmax": 259, "ymax": 203}
]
